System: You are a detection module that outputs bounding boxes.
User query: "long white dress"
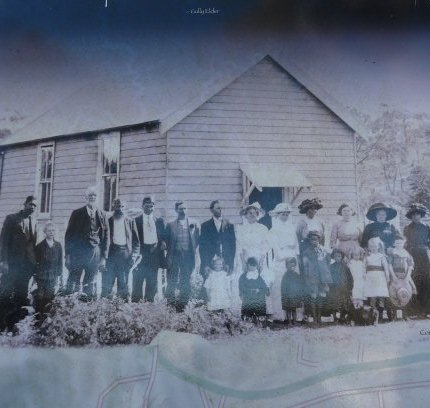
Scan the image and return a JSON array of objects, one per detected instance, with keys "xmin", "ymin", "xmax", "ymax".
[
  {"xmin": 269, "ymin": 218, "xmax": 300, "ymax": 320},
  {"xmin": 232, "ymin": 221, "xmax": 272, "ymax": 314},
  {"xmin": 203, "ymin": 268, "xmax": 233, "ymax": 311}
]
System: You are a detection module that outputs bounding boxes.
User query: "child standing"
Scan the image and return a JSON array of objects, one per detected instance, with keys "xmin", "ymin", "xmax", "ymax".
[
  {"xmin": 239, "ymin": 257, "xmax": 270, "ymax": 322},
  {"xmin": 328, "ymin": 249, "xmax": 353, "ymax": 323},
  {"xmin": 348, "ymin": 247, "xmax": 366, "ymax": 309},
  {"xmin": 34, "ymin": 222, "xmax": 63, "ymax": 315},
  {"xmin": 281, "ymin": 257, "xmax": 304, "ymax": 326},
  {"xmin": 203, "ymin": 256, "xmax": 232, "ymax": 312},
  {"xmin": 363, "ymin": 237, "xmax": 393, "ymax": 322},
  {"xmin": 302, "ymin": 230, "xmax": 333, "ymax": 324},
  {"xmin": 387, "ymin": 235, "xmax": 417, "ymax": 318}
]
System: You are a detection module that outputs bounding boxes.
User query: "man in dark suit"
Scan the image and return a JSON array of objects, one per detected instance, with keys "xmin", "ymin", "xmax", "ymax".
[
  {"xmin": 199, "ymin": 200, "xmax": 236, "ymax": 277},
  {"xmin": 0, "ymin": 196, "xmax": 38, "ymax": 329},
  {"xmin": 102, "ymin": 198, "xmax": 140, "ymax": 300},
  {"xmin": 133, "ymin": 196, "xmax": 166, "ymax": 302},
  {"xmin": 165, "ymin": 201, "xmax": 199, "ymax": 311},
  {"xmin": 64, "ymin": 186, "xmax": 110, "ymax": 298}
]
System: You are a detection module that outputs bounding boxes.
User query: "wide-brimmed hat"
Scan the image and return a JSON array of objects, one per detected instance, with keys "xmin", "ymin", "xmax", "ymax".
[
  {"xmin": 269, "ymin": 203, "xmax": 292, "ymax": 216},
  {"xmin": 366, "ymin": 202, "xmax": 397, "ymax": 222},
  {"xmin": 298, "ymin": 198, "xmax": 323, "ymax": 214},
  {"xmin": 307, "ymin": 230, "xmax": 322, "ymax": 239},
  {"xmin": 240, "ymin": 202, "xmax": 265, "ymax": 217},
  {"xmin": 389, "ymin": 279, "xmax": 413, "ymax": 308},
  {"xmin": 337, "ymin": 203, "xmax": 356, "ymax": 216},
  {"xmin": 406, "ymin": 203, "xmax": 428, "ymax": 219}
]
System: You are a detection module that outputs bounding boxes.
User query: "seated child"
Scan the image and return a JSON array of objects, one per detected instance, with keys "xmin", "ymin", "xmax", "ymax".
[
  {"xmin": 328, "ymin": 249, "xmax": 353, "ymax": 323},
  {"xmin": 239, "ymin": 257, "xmax": 269, "ymax": 323},
  {"xmin": 203, "ymin": 256, "xmax": 232, "ymax": 312},
  {"xmin": 348, "ymin": 247, "xmax": 366, "ymax": 309},
  {"xmin": 34, "ymin": 221, "xmax": 63, "ymax": 315},
  {"xmin": 387, "ymin": 235, "xmax": 417, "ymax": 319},
  {"xmin": 281, "ymin": 257, "xmax": 304, "ymax": 326},
  {"xmin": 302, "ymin": 230, "xmax": 333, "ymax": 324}
]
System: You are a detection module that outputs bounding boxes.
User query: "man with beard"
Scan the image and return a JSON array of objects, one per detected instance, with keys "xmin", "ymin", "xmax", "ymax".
[{"xmin": 64, "ymin": 186, "xmax": 110, "ymax": 298}]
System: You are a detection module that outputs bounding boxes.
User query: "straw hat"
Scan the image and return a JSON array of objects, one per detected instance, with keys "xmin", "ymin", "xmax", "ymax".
[
  {"xmin": 389, "ymin": 279, "xmax": 413, "ymax": 308},
  {"xmin": 240, "ymin": 202, "xmax": 265, "ymax": 217},
  {"xmin": 366, "ymin": 203, "xmax": 397, "ymax": 222},
  {"xmin": 406, "ymin": 203, "xmax": 428, "ymax": 219},
  {"xmin": 269, "ymin": 203, "xmax": 292, "ymax": 216}
]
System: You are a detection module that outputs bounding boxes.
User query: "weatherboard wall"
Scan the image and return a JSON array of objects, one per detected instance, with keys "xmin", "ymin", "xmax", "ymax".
[{"xmin": 166, "ymin": 57, "xmax": 357, "ymax": 224}]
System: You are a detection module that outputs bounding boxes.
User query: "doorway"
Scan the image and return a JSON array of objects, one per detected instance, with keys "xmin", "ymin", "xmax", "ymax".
[{"xmin": 249, "ymin": 187, "xmax": 283, "ymax": 229}]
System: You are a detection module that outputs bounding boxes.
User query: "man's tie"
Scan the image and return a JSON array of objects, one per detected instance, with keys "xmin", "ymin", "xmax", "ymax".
[{"xmin": 28, "ymin": 216, "xmax": 34, "ymax": 242}]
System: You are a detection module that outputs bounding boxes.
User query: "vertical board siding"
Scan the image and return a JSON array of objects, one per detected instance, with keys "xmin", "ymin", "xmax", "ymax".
[
  {"xmin": 119, "ymin": 129, "xmax": 167, "ymax": 218},
  {"xmin": 50, "ymin": 136, "xmax": 99, "ymax": 241},
  {"xmin": 166, "ymin": 58, "xmax": 357, "ymax": 226},
  {"xmin": 0, "ymin": 145, "xmax": 37, "ymax": 227}
]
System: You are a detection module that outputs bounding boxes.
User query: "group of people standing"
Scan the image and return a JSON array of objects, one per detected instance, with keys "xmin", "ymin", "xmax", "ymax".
[{"xmin": 0, "ymin": 186, "xmax": 430, "ymax": 331}]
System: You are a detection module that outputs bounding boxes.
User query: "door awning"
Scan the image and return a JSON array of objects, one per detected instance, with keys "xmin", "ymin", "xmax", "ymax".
[
  {"xmin": 240, "ymin": 163, "xmax": 312, "ymax": 205},
  {"xmin": 240, "ymin": 163, "xmax": 312, "ymax": 190}
]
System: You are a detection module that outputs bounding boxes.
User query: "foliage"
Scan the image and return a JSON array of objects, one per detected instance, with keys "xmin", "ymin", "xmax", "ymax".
[
  {"xmin": 0, "ymin": 295, "xmax": 255, "ymax": 347},
  {"xmin": 356, "ymin": 109, "xmax": 430, "ymax": 213},
  {"xmin": 407, "ymin": 166, "xmax": 430, "ymax": 210}
]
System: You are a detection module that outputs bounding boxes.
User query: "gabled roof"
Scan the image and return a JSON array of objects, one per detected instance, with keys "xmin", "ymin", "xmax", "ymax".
[
  {"xmin": 160, "ymin": 55, "xmax": 370, "ymax": 140},
  {"xmin": 1, "ymin": 54, "xmax": 369, "ymax": 147}
]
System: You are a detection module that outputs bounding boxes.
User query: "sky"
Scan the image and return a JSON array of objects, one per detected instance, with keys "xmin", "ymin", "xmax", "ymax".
[{"xmin": 1, "ymin": 0, "xmax": 430, "ymax": 137}]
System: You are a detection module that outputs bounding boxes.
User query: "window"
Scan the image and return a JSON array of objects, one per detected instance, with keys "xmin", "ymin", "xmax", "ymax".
[
  {"xmin": 100, "ymin": 133, "xmax": 120, "ymax": 211},
  {"xmin": 36, "ymin": 143, "xmax": 55, "ymax": 215}
]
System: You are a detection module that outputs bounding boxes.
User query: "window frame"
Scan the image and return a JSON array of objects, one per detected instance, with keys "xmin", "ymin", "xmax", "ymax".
[
  {"xmin": 97, "ymin": 132, "xmax": 121, "ymax": 212},
  {"xmin": 35, "ymin": 142, "xmax": 55, "ymax": 218}
]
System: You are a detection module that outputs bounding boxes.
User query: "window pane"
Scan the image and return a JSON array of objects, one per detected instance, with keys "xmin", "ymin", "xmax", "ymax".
[
  {"xmin": 103, "ymin": 177, "xmax": 111, "ymax": 211},
  {"xmin": 46, "ymin": 150, "xmax": 53, "ymax": 179},
  {"xmin": 111, "ymin": 175, "xmax": 117, "ymax": 204},
  {"xmin": 40, "ymin": 183, "xmax": 47, "ymax": 213},
  {"xmin": 46, "ymin": 182, "xmax": 51, "ymax": 212}
]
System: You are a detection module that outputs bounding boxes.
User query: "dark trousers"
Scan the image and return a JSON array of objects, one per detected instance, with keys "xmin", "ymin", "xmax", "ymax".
[
  {"xmin": 34, "ymin": 278, "xmax": 56, "ymax": 314},
  {"xmin": 0, "ymin": 260, "xmax": 35, "ymax": 330},
  {"xmin": 102, "ymin": 245, "xmax": 130, "ymax": 300},
  {"xmin": 132, "ymin": 244, "xmax": 159, "ymax": 302},
  {"xmin": 165, "ymin": 249, "xmax": 194, "ymax": 311},
  {"xmin": 66, "ymin": 246, "xmax": 100, "ymax": 298}
]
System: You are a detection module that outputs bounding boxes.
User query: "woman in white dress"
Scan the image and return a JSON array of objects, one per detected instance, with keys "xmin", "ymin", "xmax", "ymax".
[
  {"xmin": 232, "ymin": 202, "xmax": 272, "ymax": 314},
  {"xmin": 330, "ymin": 203, "xmax": 362, "ymax": 258},
  {"xmin": 268, "ymin": 203, "xmax": 300, "ymax": 321}
]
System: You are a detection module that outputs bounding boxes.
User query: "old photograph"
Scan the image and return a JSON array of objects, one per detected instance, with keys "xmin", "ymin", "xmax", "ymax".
[{"xmin": 1, "ymin": 0, "xmax": 430, "ymax": 406}]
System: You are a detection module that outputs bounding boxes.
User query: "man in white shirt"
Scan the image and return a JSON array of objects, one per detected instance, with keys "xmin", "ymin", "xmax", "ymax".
[
  {"xmin": 102, "ymin": 198, "xmax": 140, "ymax": 300},
  {"xmin": 133, "ymin": 196, "xmax": 166, "ymax": 302}
]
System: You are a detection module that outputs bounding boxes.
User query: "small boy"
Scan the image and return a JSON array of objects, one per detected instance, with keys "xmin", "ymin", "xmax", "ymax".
[
  {"xmin": 239, "ymin": 257, "xmax": 269, "ymax": 323},
  {"xmin": 281, "ymin": 257, "xmax": 303, "ymax": 326},
  {"xmin": 302, "ymin": 230, "xmax": 333, "ymax": 324},
  {"xmin": 34, "ymin": 222, "xmax": 63, "ymax": 315}
]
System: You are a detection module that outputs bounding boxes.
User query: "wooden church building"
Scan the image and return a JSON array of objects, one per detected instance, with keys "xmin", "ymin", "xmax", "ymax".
[{"xmin": 0, "ymin": 55, "xmax": 368, "ymax": 239}]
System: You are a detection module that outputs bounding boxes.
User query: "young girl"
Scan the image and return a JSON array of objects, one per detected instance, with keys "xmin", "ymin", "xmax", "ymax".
[
  {"xmin": 281, "ymin": 257, "xmax": 304, "ymax": 326},
  {"xmin": 387, "ymin": 235, "xmax": 417, "ymax": 318},
  {"xmin": 203, "ymin": 256, "xmax": 232, "ymax": 312},
  {"xmin": 328, "ymin": 249, "xmax": 353, "ymax": 323},
  {"xmin": 363, "ymin": 237, "xmax": 394, "ymax": 322},
  {"xmin": 239, "ymin": 257, "xmax": 270, "ymax": 322},
  {"xmin": 348, "ymin": 247, "xmax": 366, "ymax": 309}
]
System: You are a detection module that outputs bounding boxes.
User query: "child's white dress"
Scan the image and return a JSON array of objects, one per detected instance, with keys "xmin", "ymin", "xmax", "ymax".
[
  {"xmin": 348, "ymin": 259, "xmax": 366, "ymax": 308},
  {"xmin": 204, "ymin": 268, "xmax": 233, "ymax": 311},
  {"xmin": 363, "ymin": 253, "xmax": 389, "ymax": 298}
]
